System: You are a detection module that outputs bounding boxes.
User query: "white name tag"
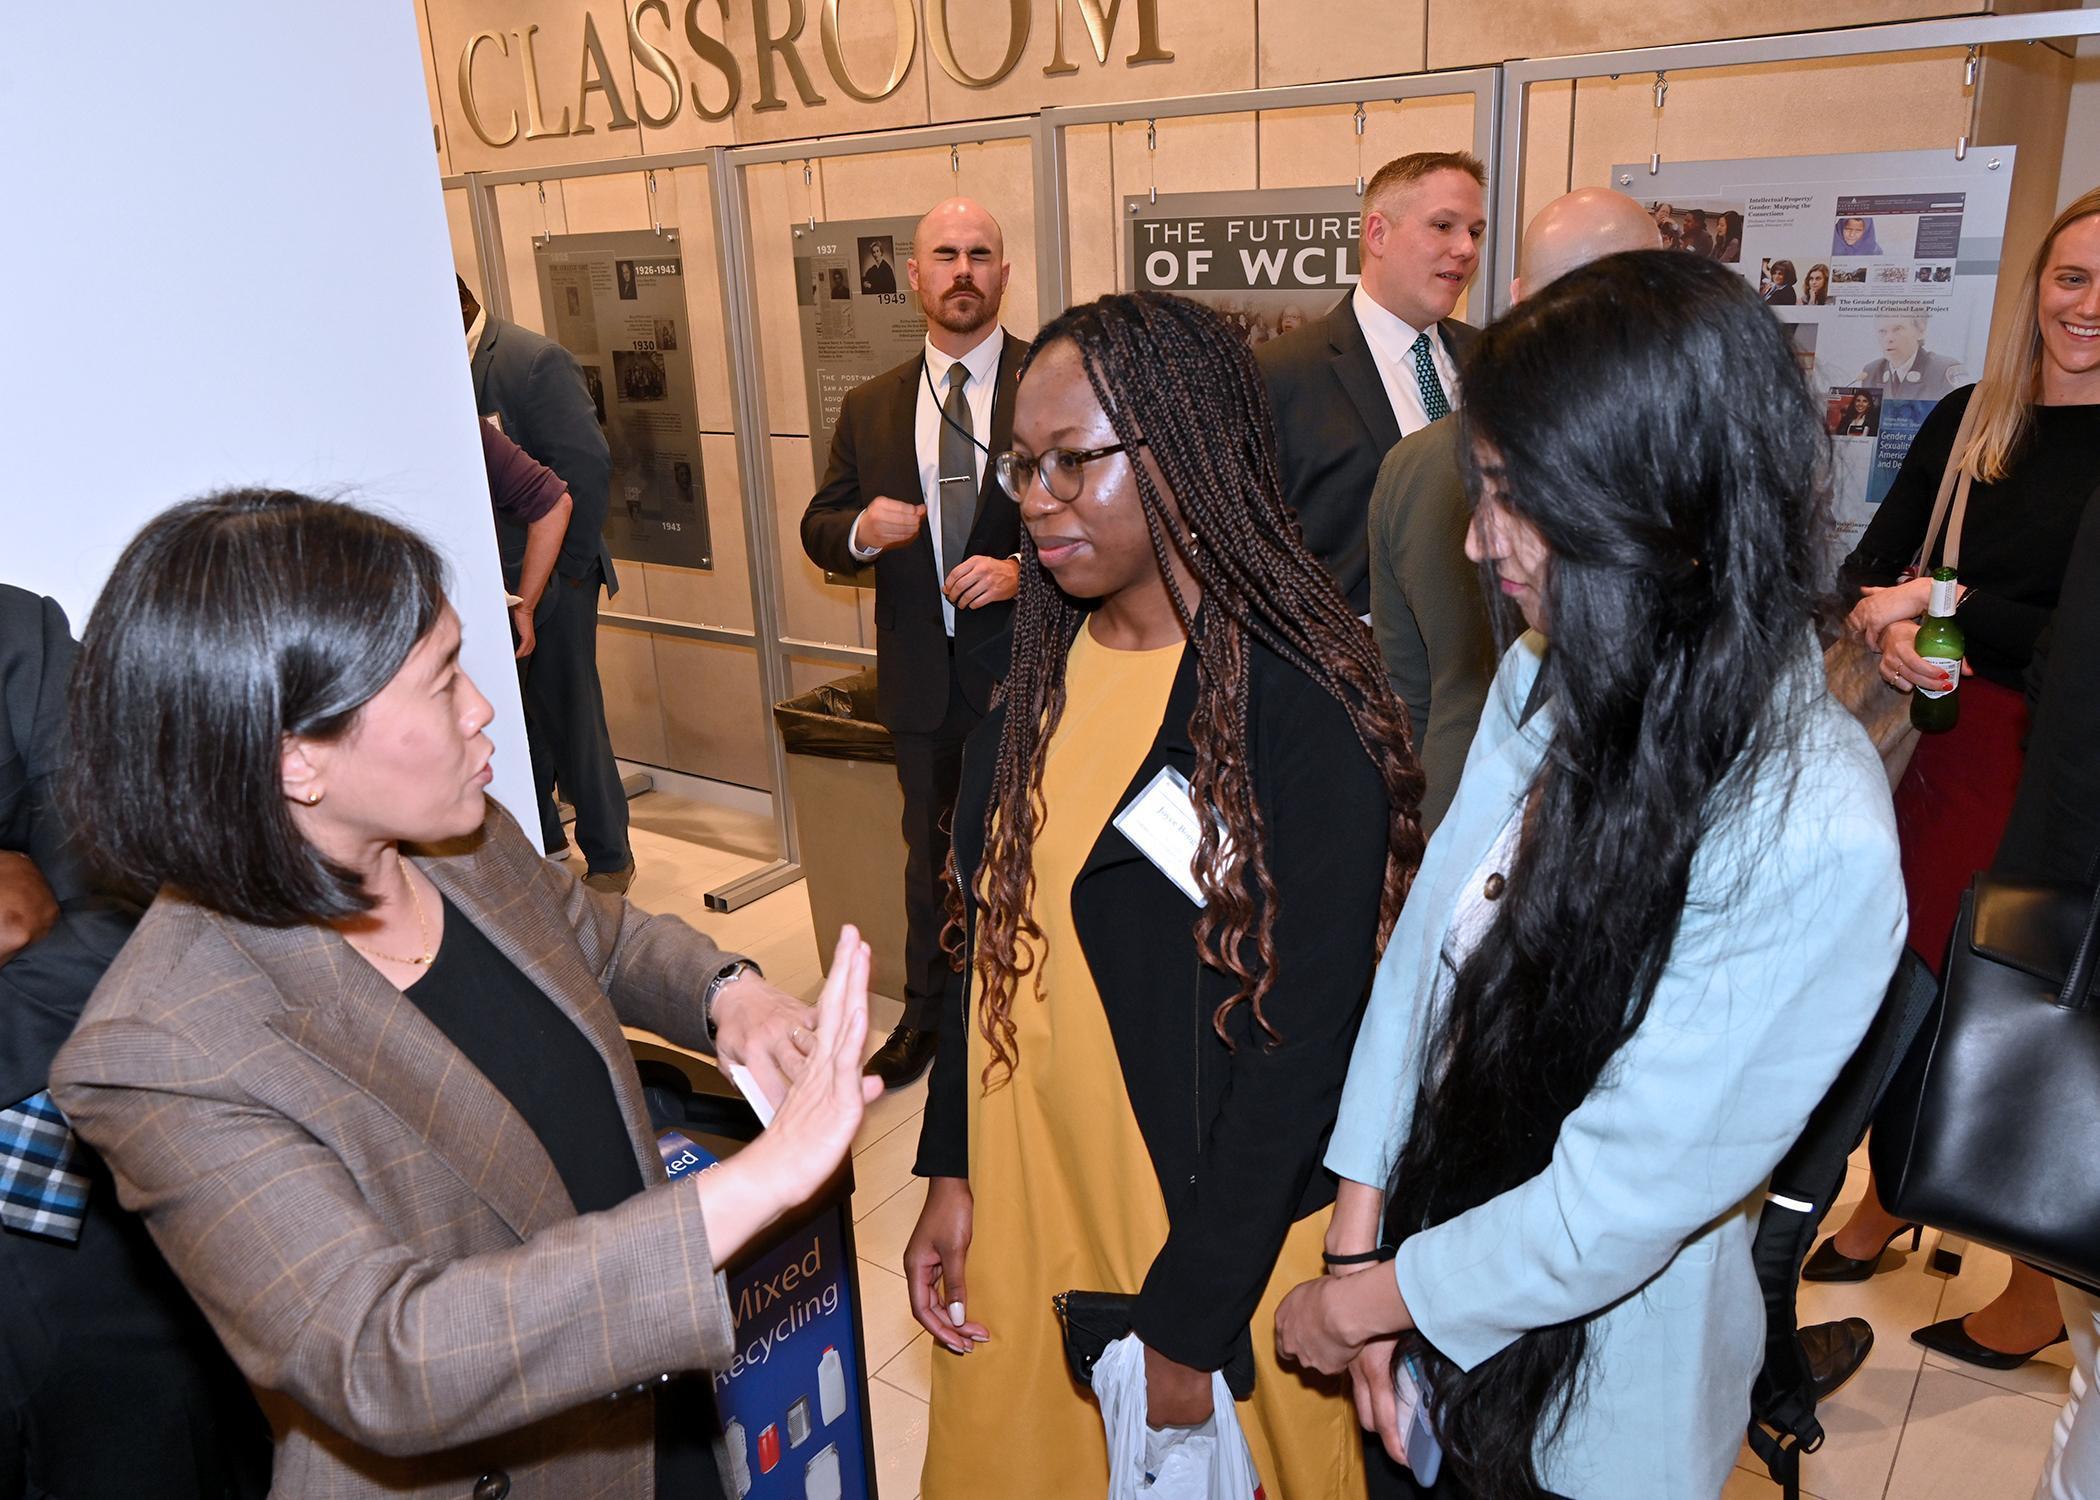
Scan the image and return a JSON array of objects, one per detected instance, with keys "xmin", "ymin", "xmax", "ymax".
[{"xmin": 1111, "ymin": 764, "xmax": 1228, "ymax": 908}]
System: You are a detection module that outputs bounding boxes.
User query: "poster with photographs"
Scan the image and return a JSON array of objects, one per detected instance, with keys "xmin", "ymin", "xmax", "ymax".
[
  {"xmin": 1627, "ymin": 149, "xmax": 2016, "ymax": 543},
  {"xmin": 532, "ymin": 229, "xmax": 710, "ymax": 569},
  {"xmin": 1125, "ymin": 188, "xmax": 1363, "ymax": 346},
  {"xmin": 792, "ymin": 216, "xmax": 926, "ymax": 586}
]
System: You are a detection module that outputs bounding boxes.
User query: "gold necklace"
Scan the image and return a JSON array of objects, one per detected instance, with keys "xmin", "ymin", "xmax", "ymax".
[{"xmin": 346, "ymin": 852, "xmax": 436, "ymax": 968}]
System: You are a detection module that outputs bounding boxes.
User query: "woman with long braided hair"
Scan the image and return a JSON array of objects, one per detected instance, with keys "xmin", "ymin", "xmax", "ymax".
[
  {"xmin": 903, "ymin": 290, "xmax": 1422, "ymax": 1497},
  {"xmin": 1274, "ymin": 251, "xmax": 1907, "ymax": 1498}
]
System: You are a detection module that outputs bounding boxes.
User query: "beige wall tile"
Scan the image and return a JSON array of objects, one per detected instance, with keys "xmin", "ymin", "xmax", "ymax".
[
  {"xmin": 920, "ymin": 0, "xmax": 1252, "ymax": 123},
  {"xmin": 445, "ymin": 187, "xmax": 484, "ymax": 301},
  {"xmin": 1564, "ymin": 54, "xmax": 1971, "ymax": 201},
  {"xmin": 427, "ymin": 0, "xmax": 651, "ymax": 172},
  {"xmin": 748, "ymin": 161, "xmax": 818, "ymax": 438},
  {"xmin": 772, "ymin": 434, "xmax": 869, "ymax": 647},
  {"xmin": 663, "ymin": 164, "xmax": 738, "ymax": 432},
  {"xmin": 1978, "ymin": 40, "xmax": 2077, "ymax": 338},
  {"xmin": 599, "ymin": 620, "xmax": 672, "ymax": 766},
  {"xmin": 1256, "ymin": 96, "xmax": 1477, "ymax": 192},
  {"xmin": 654, "ymin": 636, "xmax": 774, "ymax": 787},
  {"xmin": 1062, "ymin": 121, "xmax": 1119, "ymax": 304},
  {"xmin": 1259, "ymin": 0, "xmax": 1425, "ymax": 85},
  {"xmin": 1518, "ymin": 80, "xmax": 1575, "ymax": 229},
  {"xmin": 491, "ymin": 180, "xmax": 553, "ymax": 330},
  {"xmin": 1426, "ymin": 0, "xmax": 1976, "ymax": 70}
]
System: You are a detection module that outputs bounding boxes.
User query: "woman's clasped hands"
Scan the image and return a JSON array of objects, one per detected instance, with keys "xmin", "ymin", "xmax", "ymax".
[{"xmin": 1847, "ymin": 578, "xmax": 1971, "ymax": 695}]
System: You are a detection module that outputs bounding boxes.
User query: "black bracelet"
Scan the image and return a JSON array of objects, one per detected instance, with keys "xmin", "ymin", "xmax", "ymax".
[{"xmin": 1321, "ymin": 1248, "xmax": 1394, "ymax": 1267}]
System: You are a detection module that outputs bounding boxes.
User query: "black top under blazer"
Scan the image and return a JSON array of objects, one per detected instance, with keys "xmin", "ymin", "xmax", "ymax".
[
  {"xmin": 913, "ymin": 628, "xmax": 1393, "ymax": 1376},
  {"xmin": 800, "ymin": 336, "xmax": 1027, "ymax": 736},
  {"xmin": 1257, "ymin": 293, "xmax": 1478, "ymax": 614}
]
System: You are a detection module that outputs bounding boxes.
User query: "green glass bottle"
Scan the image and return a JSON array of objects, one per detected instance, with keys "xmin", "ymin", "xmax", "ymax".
[{"xmin": 1911, "ymin": 567, "xmax": 1963, "ymax": 734}]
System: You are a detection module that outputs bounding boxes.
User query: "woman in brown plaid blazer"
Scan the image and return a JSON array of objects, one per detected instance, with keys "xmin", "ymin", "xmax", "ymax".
[{"xmin": 48, "ymin": 493, "xmax": 880, "ymax": 1500}]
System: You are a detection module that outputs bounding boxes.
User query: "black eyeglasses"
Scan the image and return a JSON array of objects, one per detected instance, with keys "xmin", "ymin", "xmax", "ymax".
[{"xmin": 994, "ymin": 440, "xmax": 1145, "ymax": 503}]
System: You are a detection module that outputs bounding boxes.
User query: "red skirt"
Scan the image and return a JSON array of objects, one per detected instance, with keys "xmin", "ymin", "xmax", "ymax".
[{"xmin": 1891, "ymin": 674, "xmax": 2029, "ymax": 975}]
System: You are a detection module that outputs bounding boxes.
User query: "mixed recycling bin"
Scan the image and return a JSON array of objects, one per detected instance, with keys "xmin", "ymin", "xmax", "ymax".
[
  {"xmin": 630, "ymin": 1037, "xmax": 880, "ymax": 1500},
  {"xmin": 773, "ymin": 672, "xmax": 909, "ymax": 1003}
]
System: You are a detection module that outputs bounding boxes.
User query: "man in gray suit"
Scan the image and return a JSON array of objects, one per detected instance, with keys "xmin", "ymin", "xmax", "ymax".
[
  {"xmin": 459, "ymin": 277, "xmax": 633, "ymax": 892},
  {"xmin": 1853, "ymin": 314, "xmax": 1970, "ymax": 402},
  {"xmin": 1258, "ymin": 152, "xmax": 1487, "ymax": 614},
  {"xmin": 1368, "ymin": 189, "xmax": 1661, "ymax": 832}
]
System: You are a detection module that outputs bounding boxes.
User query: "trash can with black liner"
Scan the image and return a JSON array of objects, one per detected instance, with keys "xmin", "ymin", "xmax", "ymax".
[{"xmin": 773, "ymin": 671, "xmax": 909, "ymax": 1003}]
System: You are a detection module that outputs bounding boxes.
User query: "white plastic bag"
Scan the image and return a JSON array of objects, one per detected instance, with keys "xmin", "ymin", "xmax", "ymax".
[{"xmin": 1092, "ymin": 1333, "xmax": 1265, "ymax": 1500}]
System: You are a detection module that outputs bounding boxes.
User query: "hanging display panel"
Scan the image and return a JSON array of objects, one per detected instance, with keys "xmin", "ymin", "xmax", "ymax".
[
  {"xmin": 1623, "ymin": 148, "xmax": 2017, "ymax": 544},
  {"xmin": 1125, "ymin": 187, "xmax": 1365, "ymax": 345},
  {"xmin": 533, "ymin": 229, "xmax": 712, "ymax": 569}
]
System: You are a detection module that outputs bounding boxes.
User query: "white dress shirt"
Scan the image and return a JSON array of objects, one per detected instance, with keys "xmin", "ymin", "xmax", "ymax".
[
  {"xmin": 1352, "ymin": 284, "xmax": 1459, "ymax": 440},
  {"xmin": 465, "ymin": 307, "xmax": 487, "ymax": 364},
  {"xmin": 851, "ymin": 325, "xmax": 1004, "ymax": 636}
]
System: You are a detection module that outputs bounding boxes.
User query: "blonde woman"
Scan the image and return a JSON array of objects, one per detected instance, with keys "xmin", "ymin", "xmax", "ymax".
[{"xmin": 1813, "ymin": 187, "xmax": 2100, "ymax": 1371}]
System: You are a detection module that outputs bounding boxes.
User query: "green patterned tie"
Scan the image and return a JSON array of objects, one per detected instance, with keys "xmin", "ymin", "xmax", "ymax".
[{"xmin": 1410, "ymin": 331, "xmax": 1451, "ymax": 422}]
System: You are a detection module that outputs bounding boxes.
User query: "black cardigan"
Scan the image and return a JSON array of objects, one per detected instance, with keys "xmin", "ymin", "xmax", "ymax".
[{"xmin": 913, "ymin": 628, "xmax": 1393, "ymax": 1375}]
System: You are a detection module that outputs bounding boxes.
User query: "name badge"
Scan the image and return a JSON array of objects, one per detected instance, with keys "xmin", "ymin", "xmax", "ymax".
[{"xmin": 1111, "ymin": 764, "xmax": 1230, "ymax": 908}]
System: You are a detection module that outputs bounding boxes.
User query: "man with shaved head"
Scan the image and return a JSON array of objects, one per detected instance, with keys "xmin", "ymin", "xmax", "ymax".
[
  {"xmin": 801, "ymin": 198, "xmax": 1027, "ymax": 1089},
  {"xmin": 1366, "ymin": 187, "xmax": 1660, "ymax": 834}
]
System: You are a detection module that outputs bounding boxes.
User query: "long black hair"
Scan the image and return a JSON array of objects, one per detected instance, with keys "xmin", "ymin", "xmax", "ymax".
[
  {"xmin": 960, "ymin": 291, "xmax": 1423, "ymax": 1083},
  {"xmin": 1385, "ymin": 251, "xmax": 1831, "ymax": 1497}
]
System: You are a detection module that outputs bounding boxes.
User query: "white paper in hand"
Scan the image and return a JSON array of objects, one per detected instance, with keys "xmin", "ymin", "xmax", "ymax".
[
  {"xmin": 725, "ymin": 1062, "xmax": 777, "ymax": 1126},
  {"xmin": 1111, "ymin": 765, "xmax": 1231, "ymax": 908}
]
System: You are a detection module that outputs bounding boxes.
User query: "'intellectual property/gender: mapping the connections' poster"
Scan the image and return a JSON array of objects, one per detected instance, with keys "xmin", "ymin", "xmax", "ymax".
[{"xmin": 1628, "ymin": 148, "xmax": 2016, "ymax": 543}]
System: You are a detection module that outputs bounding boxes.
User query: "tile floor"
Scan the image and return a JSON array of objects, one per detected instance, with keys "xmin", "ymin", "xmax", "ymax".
[{"xmin": 620, "ymin": 791, "xmax": 2072, "ymax": 1500}]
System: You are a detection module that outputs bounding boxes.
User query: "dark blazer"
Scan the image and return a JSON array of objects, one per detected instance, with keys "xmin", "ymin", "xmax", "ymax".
[
  {"xmin": 1763, "ymin": 284, "xmax": 1797, "ymax": 305},
  {"xmin": 0, "ymin": 586, "xmax": 136, "ymax": 1106},
  {"xmin": 1853, "ymin": 347, "xmax": 1970, "ymax": 402},
  {"xmin": 801, "ymin": 335, "xmax": 1027, "ymax": 735},
  {"xmin": 1366, "ymin": 418, "xmax": 1498, "ymax": 836},
  {"xmin": 472, "ymin": 318, "xmax": 617, "ymax": 594},
  {"xmin": 914, "ymin": 631, "xmax": 1391, "ymax": 1375},
  {"xmin": 861, "ymin": 259, "xmax": 896, "ymax": 295},
  {"xmin": 1258, "ymin": 293, "xmax": 1478, "ymax": 614},
  {"xmin": 51, "ymin": 803, "xmax": 743, "ymax": 1500}
]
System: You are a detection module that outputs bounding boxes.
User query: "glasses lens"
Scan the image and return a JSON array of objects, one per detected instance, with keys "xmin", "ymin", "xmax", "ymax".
[
  {"xmin": 1041, "ymin": 449, "xmax": 1084, "ymax": 502},
  {"xmin": 994, "ymin": 451, "xmax": 1030, "ymax": 503}
]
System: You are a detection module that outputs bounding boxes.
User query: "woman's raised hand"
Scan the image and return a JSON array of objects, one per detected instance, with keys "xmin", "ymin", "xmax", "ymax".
[{"xmin": 695, "ymin": 927, "xmax": 882, "ymax": 1262}]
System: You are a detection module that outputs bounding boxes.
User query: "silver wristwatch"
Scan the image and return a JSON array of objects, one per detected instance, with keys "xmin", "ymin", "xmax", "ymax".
[{"xmin": 700, "ymin": 958, "xmax": 761, "ymax": 1050}]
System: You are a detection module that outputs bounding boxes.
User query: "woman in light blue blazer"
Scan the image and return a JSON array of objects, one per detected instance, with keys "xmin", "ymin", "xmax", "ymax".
[{"xmin": 1274, "ymin": 251, "xmax": 1907, "ymax": 1500}]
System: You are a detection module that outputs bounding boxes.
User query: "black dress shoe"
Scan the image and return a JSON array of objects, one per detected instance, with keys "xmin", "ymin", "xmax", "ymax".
[
  {"xmin": 1800, "ymin": 1317, "xmax": 1875, "ymax": 1402},
  {"xmin": 864, "ymin": 1025, "xmax": 937, "ymax": 1091},
  {"xmin": 1911, "ymin": 1315, "xmax": 2069, "ymax": 1371},
  {"xmin": 1801, "ymin": 1222, "xmax": 1923, "ymax": 1282}
]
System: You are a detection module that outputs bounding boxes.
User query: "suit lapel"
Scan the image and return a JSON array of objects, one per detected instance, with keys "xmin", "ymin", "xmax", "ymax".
[
  {"xmin": 251, "ymin": 918, "xmax": 573, "ymax": 1242},
  {"xmin": 1327, "ymin": 298, "xmax": 1403, "ymax": 457},
  {"xmin": 470, "ymin": 321, "xmax": 499, "ymax": 409},
  {"xmin": 966, "ymin": 333, "xmax": 1026, "ymax": 554}
]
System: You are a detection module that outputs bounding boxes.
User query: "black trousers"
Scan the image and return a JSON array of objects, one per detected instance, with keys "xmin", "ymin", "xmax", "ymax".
[
  {"xmin": 0, "ymin": 1158, "xmax": 271, "ymax": 1500},
  {"xmin": 521, "ymin": 571, "xmax": 630, "ymax": 872},
  {"xmin": 891, "ymin": 664, "xmax": 980, "ymax": 1032}
]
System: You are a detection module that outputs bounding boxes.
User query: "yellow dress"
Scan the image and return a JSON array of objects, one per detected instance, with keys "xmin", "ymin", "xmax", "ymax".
[{"xmin": 921, "ymin": 624, "xmax": 1362, "ymax": 1500}]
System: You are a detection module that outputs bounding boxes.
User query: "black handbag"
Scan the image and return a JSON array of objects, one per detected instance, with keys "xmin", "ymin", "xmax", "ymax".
[
  {"xmin": 1052, "ymin": 1290, "xmax": 1258, "ymax": 1402},
  {"xmin": 1871, "ymin": 875, "xmax": 2100, "ymax": 1295}
]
